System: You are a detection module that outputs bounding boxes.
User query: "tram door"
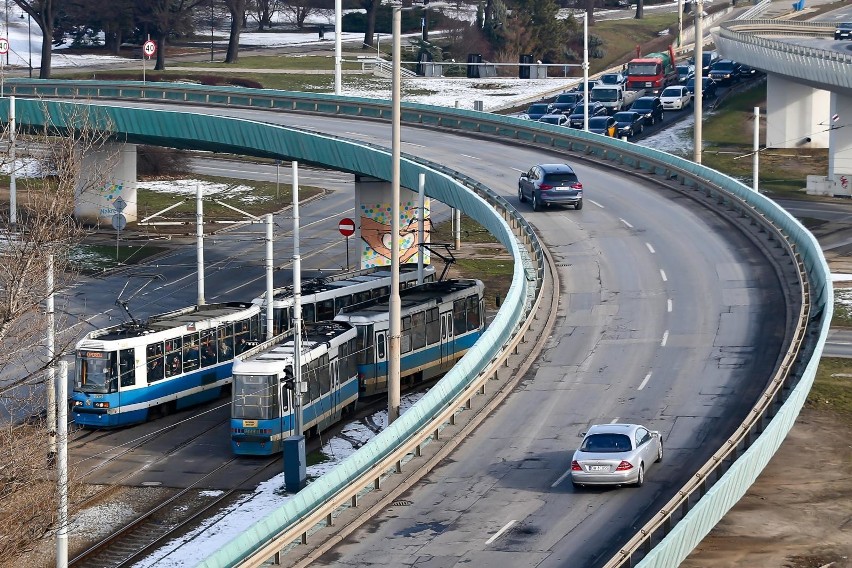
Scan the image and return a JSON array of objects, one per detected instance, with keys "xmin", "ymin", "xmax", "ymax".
[
  {"xmin": 281, "ymin": 376, "xmax": 294, "ymax": 446},
  {"xmin": 375, "ymin": 330, "xmax": 387, "ymax": 393},
  {"xmin": 440, "ymin": 312, "xmax": 454, "ymax": 365},
  {"xmin": 330, "ymin": 360, "xmax": 339, "ymax": 416}
]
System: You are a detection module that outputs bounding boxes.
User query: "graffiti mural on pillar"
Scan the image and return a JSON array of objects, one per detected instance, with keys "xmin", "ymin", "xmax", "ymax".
[
  {"xmin": 98, "ymin": 180, "xmax": 126, "ymax": 217},
  {"xmin": 359, "ymin": 199, "xmax": 431, "ymax": 268}
]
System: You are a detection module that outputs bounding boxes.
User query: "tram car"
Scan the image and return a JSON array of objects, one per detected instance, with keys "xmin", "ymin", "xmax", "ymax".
[
  {"xmin": 334, "ymin": 278, "xmax": 485, "ymax": 397},
  {"xmin": 73, "ymin": 302, "xmax": 263, "ymax": 428},
  {"xmin": 230, "ymin": 321, "xmax": 359, "ymax": 456},
  {"xmin": 253, "ymin": 264, "xmax": 435, "ymax": 337}
]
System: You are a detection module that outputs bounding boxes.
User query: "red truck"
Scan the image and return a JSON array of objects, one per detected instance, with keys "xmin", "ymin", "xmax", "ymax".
[{"xmin": 625, "ymin": 45, "xmax": 678, "ymax": 94}]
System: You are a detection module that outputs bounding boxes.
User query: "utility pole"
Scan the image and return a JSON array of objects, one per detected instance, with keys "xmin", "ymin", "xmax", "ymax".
[
  {"xmin": 693, "ymin": 0, "xmax": 704, "ymax": 164},
  {"xmin": 389, "ymin": 0, "xmax": 402, "ymax": 424}
]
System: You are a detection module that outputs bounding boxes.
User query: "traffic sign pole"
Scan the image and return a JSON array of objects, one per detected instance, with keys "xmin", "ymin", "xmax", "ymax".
[
  {"xmin": 0, "ymin": 37, "xmax": 8, "ymax": 98},
  {"xmin": 142, "ymin": 39, "xmax": 156, "ymax": 83},
  {"xmin": 338, "ymin": 217, "xmax": 356, "ymax": 271}
]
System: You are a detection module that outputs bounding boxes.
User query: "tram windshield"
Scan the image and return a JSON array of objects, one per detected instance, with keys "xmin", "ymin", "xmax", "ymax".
[
  {"xmin": 75, "ymin": 350, "xmax": 118, "ymax": 394},
  {"xmin": 233, "ymin": 374, "xmax": 281, "ymax": 420}
]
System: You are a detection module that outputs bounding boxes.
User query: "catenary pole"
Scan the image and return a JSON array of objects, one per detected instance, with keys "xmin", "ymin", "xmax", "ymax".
[
  {"xmin": 292, "ymin": 161, "xmax": 303, "ymax": 436},
  {"xmin": 417, "ymin": 173, "xmax": 425, "ymax": 285},
  {"xmin": 389, "ymin": 2, "xmax": 402, "ymax": 424},
  {"xmin": 47, "ymin": 254, "xmax": 56, "ymax": 463},
  {"xmin": 56, "ymin": 360, "xmax": 68, "ymax": 568},
  {"xmin": 196, "ymin": 184, "xmax": 205, "ymax": 305},
  {"xmin": 693, "ymin": 0, "xmax": 704, "ymax": 164},
  {"xmin": 265, "ymin": 213, "xmax": 274, "ymax": 339}
]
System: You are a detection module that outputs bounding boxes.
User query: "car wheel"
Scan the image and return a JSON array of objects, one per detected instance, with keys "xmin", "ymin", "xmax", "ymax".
[
  {"xmin": 518, "ymin": 185, "xmax": 526, "ymax": 203},
  {"xmin": 649, "ymin": 115, "xmax": 655, "ymax": 126},
  {"xmin": 575, "ymin": 199, "xmax": 583, "ymax": 211},
  {"xmin": 635, "ymin": 464, "xmax": 645, "ymax": 487},
  {"xmin": 656, "ymin": 441, "xmax": 663, "ymax": 463},
  {"xmin": 532, "ymin": 193, "xmax": 541, "ymax": 212}
]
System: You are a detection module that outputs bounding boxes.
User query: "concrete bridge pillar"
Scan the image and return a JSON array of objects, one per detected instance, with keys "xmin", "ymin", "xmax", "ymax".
[
  {"xmin": 353, "ymin": 175, "xmax": 431, "ymax": 269},
  {"xmin": 828, "ymin": 93, "xmax": 852, "ymax": 190},
  {"xmin": 73, "ymin": 142, "xmax": 138, "ymax": 226},
  {"xmin": 765, "ymin": 74, "xmax": 830, "ymax": 149}
]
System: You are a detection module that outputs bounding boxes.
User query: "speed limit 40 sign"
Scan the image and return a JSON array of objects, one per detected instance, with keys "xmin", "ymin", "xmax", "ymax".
[
  {"xmin": 0, "ymin": 38, "xmax": 9, "ymax": 55},
  {"xmin": 142, "ymin": 40, "xmax": 156, "ymax": 58}
]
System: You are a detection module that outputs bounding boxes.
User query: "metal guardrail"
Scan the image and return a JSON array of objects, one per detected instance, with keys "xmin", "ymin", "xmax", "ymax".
[{"xmin": 2, "ymin": 82, "xmax": 830, "ymax": 567}]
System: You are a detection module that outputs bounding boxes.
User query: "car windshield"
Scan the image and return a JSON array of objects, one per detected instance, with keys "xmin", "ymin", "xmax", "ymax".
[
  {"xmin": 677, "ymin": 66, "xmax": 691, "ymax": 76},
  {"xmin": 713, "ymin": 62, "xmax": 734, "ymax": 71},
  {"xmin": 588, "ymin": 117, "xmax": 610, "ymax": 127},
  {"xmin": 600, "ymin": 74, "xmax": 620, "ymax": 84},
  {"xmin": 539, "ymin": 116, "xmax": 563, "ymax": 124},
  {"xmin": 631, "ymin": 99, "xmax": 652, "ymax": 110},
  {"xmin": 613, "ymin": 112, "xmax": 634, "ymax": 122},
  {"xmin": 528, "ymin": 104, "xmax": 549, "ymax": 114},
  {"xmin": 555, "ymin": 94, "xmax": 578, "ymax": 104},
  {"xmin": 581, "ymin": 433, "xmax": 632, "ymax": 453},
  {"xmin": 839, "ymin": 23, "xmax": 852, "ymax": 29},
  {"xmin": 661, "ymin": 87, "xmax": 681, "ymax": 97}
]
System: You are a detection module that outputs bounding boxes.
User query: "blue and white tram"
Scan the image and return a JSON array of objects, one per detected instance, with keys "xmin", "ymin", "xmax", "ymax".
[
  {"xmin": 334, "ymin": 279, "xmax": 485, "ymax": 397},
  {"xmin": 230, "ymin": 321, "xmax": 359, "ymax": 456},
  {"xmin": 254, "ymin": 264, "xmax": 435, "ymax": 337},
  {"xmin": 72, "ymin": 302, "xmax": 262, "ymax": 428}
]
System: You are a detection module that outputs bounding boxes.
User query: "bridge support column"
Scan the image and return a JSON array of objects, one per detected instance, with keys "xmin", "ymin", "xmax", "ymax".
[
  {"xmin": 765, "ymin": 74, "xmax": 830, "ymax": 149},
  {"xmin": 73, "ymin": 142, "xmax": 138, "ymax": 226},
  {"xmin": 354, "ymin": 174, "xmax": 430, "ymax": 269},
  {"xmin": 807, "ymin": 93, "xmax": 852, "ymax": 196}
]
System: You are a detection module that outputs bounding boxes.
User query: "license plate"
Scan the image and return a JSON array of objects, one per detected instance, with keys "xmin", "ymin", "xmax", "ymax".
[{"xmin": 589, "ymin": 465, "xmax": 609, "ymax": 472}]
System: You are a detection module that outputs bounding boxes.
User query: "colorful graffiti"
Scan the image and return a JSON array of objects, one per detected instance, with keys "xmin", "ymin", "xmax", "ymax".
[{"xmin": 359, "ymin": 199, "xmax": 431, "ymax": 268}]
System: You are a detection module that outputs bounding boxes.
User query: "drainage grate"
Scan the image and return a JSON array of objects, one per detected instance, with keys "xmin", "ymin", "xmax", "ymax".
[{"xmin": 391, "ymin": 499, "xmax": 413, "ymax": 507}]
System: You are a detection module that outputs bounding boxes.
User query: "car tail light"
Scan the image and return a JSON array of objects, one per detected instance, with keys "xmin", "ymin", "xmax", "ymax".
[
  {"xmin": 615, "ymin": 460, "xmax": 634, "ymax": 471},
  {"xmin": 571, "ymin": 182, "xmax": 583, "ymax": 189},
  {"xmin": 539, "ymin": 184, "xmax": 554, "ymax": 190},
  {"xmin": 571, "ymin": 460, "xmax": 582, "ymax": 471}
]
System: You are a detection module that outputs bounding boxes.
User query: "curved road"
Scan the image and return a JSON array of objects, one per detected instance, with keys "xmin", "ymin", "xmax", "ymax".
[{"xmin": 55, "ymin": 101, "xmax": 788, "ymax": 566}]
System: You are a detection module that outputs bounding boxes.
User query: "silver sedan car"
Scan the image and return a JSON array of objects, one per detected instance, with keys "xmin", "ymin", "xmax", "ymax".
[{"xmin": 570, "ymin": 423, "xmax": 663, "ymax": 488}]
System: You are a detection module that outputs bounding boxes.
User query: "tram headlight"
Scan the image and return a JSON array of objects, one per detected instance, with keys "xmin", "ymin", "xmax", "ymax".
[
  {"xmin": 73, "ymin": 400, "xmax": 83, "ymax": 406},
  {"xmin": 93, "ymin": 402, "xmax": 110, "ymax": 408}
]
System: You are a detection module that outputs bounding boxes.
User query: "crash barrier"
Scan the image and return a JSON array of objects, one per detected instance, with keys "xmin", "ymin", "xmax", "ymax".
[{"xmin": 1, "ymin": 82, "xmax": 830, "ymax": 567}]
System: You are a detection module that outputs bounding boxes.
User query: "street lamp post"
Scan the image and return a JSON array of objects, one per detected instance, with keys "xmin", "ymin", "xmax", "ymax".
[
  {"xmin": 693, "ymin": 0, "xmax": 704, "ymax": 164},
  {"xmin": 210, "ymin": 0, "xmax": 214, "ymax": 62},
  {"xmin": 27, "ymin": 12, "xmax": 31, "ymax": 78},
  {"xmin": 388, "ymin": 0, "xmax": 402, "ymax": 425}
]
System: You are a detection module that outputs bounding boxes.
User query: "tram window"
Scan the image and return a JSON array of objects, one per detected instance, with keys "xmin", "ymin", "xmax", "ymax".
[
  {"xmin": 232, "ymin": 374, "xmax": 277, "ymax": 420},
  {"xmin": 377, "ymin": 332, "xmax": 386, "ymax": 360},
  {"xmin": 307, "ymin": 362, "xmax": 320, "ymax": 401},
  {"xmin": 316, "ymin": 299, "xmax": 335, "ymax": 321},
  {"xmin": 273, "ymin": 307, "xmax": 288, "ymax": 336},
  {"xmin": 146, "ymin": 343, "xmax": 165, "ymax": 382},
  {"xmin": 76, "ymin": 350, "xmax": 118, "ymax": 393},
  {"xmin": 183, "ymin": 332, "xmax": 200, "ymax": 372},
  {"xmin": 372, "ymin": 286, "xmax": 390, "ymax": 299},
  {"xmin": 426, "ymin": 308, "xmax": 440, "ymax": 344},
  {"xmin": 218, "ymin": 325, "xmax": 234, "ymax": 362},
  {"xmin": 335, "ymin": 295, "xmax": 352, "ymax": 314},
  {"xmin": 354, "ymin": 291, "xmax": 371, "ymax": 304},
  {"xmin": 355, "ymin": 325, "xmax": 374, "ymax": 364},
  {"xmin": 302, "ymin": 304, "xmax": 317, "ymax": 324},
  {"xmin": 467, "ymin": 295, "xmax": 481, "ymax": 331},
  {"xmin": 250, "ymin": 314, "xmax": 260, "ymax": 343},
  {"xmin": 200, "ymin": 330, "xmax": 218, "ymax": 367},
  {"xmin": 411, "ymin": 311, "xmax": 426, "ymax": 350},
  {"xmin": 453, "ymin": 300, "xmax": 467, "ymax": 335},
  {"xmin": 401, "ymin": 316, "xmax": 412, "ymax": 354},
  {"xmin": 234, "ymin": 322, "xmax": 250, "ymax": 355},
  {"xmin": 119, "ymin": 349, "xmax": 136, "ymax": 387},
  {"xmin": 165, "ymin": 337, "xmax": 182, "ymax": 378}
]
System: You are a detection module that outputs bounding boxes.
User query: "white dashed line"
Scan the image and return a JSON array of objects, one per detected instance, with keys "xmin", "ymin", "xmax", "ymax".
[
  {"xmin": 620, "ymin": 218, "xmax": 633, "ymax": 228},
  {"xmin": 404, "ymin": 142, "xmax": 426, "ymax": 148},
  {"xmin": 460, "ymin": 153, "xmax": 480, "ymax": 160},
  {"xmin": 646, "ymin": 243, "xmax": 656, "ymax": 254},
  {"xmin": 610, "ymin": 417, "xmax": 620, "ymax": 423},
  {"xmin": 638, "ymin": 373, "xmax": 652, "ymax": 391},
  {"xmin": 667, "ymin": 298, "xmax": 673, "ymax": 312},
  {"xmin": 660, "ymin": 269, "xmax": 667, "ymax": 282},
  {"xmin": 661, "ymin": 330, "xmax": 669, "ymax": 346},
  {"xmin": 589, "ymin": 199, "xmax": 604, "ymax": 208},
  {"xmin": 486, "ymin": 520, "xmax": 518, "ymax": 545}
]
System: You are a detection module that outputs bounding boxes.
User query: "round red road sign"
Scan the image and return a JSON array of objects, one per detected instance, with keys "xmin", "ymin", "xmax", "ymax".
[
  {"xmin": 338, "ymin": 217, "xmax": 356, "ymax": 237},
  {"xmin": 143, "ymin": 40, "xmax": 157, "ymax": 58}
]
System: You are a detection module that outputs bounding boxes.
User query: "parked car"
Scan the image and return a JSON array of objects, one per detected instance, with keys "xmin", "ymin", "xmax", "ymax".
[
  {"xmin": 676, "ymin": 63, "xmax": 695, "ymax": 84},
  {"xmin": 518, "ymin": 163, "xmax": 584, "ymax": 211},
  {"xmin": 570, "ymin": 81, "xmax": 595, "ymax": 97},
  {"xmin": 686, "ymin": 76, "xmax": 718, "ymax": 99},
  {"xmin": 708, "ymin": 60, "xmax": 743, "ymax": 84},
  {"xmin": 612, "ymin": 111, "xmax": 645, "ymax": 138},
  {"xmin": 659, "ymin": 85, "xmax": 692, "ymax": 111},
  {"xmin": 570, "ymin": 423, "xmax": 663, "ymax": 488},
  {"xmin": 538, "ymin": 113, "xmax": 569, "ymax": 127},
  {"xmin": 629, "ymin": 96, "xmax": 664, "ymax": 126},
  {"xmin": 567, "ymin": 101, "xmax": 608, "ymax": 128},
  {"xmin": 588, "ymin": 115, "xmax": 618, "ymax": 137},
  {"xmin": 524, "ymin": 102, "xmax": 551, "ymax": 121},
  {"xmin": 835, "ymin": 22, "xmax": 852, "ymax": 40},
  {"xmin": 597, "ymin": 71, "xmax": 628, "ymax": 87},
  {"xmin": 547, "ymin": 92, "xmax": 585, "ymax": 114},
  {"xmin": 738, "ymin": 63, "xmax": 760, "ymax": 78}
]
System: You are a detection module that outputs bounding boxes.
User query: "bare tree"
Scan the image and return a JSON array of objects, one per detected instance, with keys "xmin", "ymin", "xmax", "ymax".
[
  {"xmin": 0, "ymin": 101, "xmax": 118, "ymax": 562},
  {"xmin": 135, "ymin": 0, "xmax": 208, "ymax": 70},
  {"xmin": 225, "ymin": 0, "xmax": 247, "ymax": 62},
  {"xmin": 12, "ymin": 0, "xmax": 58, "ymax": 78}
]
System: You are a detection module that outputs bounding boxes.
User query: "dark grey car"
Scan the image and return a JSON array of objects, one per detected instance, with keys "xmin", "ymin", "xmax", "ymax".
[{"xmin": 518, "ymin": 163, "xmax": 584, "ymax": 211}]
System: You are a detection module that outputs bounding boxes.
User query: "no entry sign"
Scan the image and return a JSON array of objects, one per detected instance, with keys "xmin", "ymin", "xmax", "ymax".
[{"xmin": 338, "ymin": 217, "xmax": 356, "ymax": 237}]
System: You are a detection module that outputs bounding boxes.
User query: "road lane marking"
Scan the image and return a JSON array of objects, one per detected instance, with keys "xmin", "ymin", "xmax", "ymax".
[
  {"xmin": 460, "ymin": 153, "xmax": 480, "ymax": 160},
  {"xmin": 660, "ymin": 269, "xmax": 667, "ymax": 282},
  {"xmin": 638, "ymin": 372, "xmax": 652, "ymax": 391},
  {"xmin": 404, "ymin": 142, "xmax": 426, "ymax": 148},
  {"xmin": 667, "ymin": 298, "xmax": 673, "ymax": 312},
  {"xmin": 611, "ymin": 417, "xmax": 620, "ymax": 423},
  {"xmin": 646, "ymin": 243, "xmax": 656, "ymax": 254},
  {"xmin": 486, "ymin": 520, "xmax": 518, "ymax": 545},
  {"xmin": 661, "ymin": 330, "xmax": 669, "ymax": 346},
  {"xmin": 589, "ymin": 199, "xmax": 604, "ymax": 208},
  {"xmin": 619, "ymin": 218, "xmax": 633, "ymax": 228},
  {"xmin": 551, "ymin": 471, "xmax": 571, "ymax": 488}
]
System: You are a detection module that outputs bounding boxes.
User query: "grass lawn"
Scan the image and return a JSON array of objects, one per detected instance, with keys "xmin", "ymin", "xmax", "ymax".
[{"xmin": 811, "ymin": 358, "xmax": 852, "ymax": 426}]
